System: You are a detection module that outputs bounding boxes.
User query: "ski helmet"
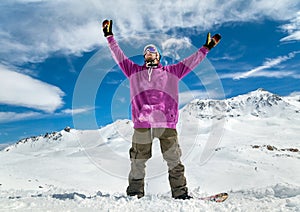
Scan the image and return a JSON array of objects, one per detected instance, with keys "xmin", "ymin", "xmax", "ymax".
[{"xmin": 143, "ymin": 44, "xmax": 161, "ymax": 61}]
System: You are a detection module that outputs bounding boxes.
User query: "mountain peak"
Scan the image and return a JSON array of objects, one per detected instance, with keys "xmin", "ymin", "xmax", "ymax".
[
  {"xmin": 3, "ymin": 128, "xmax": 71, "ymax": 152},
  {"xmin": 248, "ymin": 88, "xmax": 280, "ymax": 97},
  {"xmin": 255, "ymin": 88, "xmax": 267, "ymax": 92},
  {"xmin": 181, "ymin": 89, "xmax": 299, "ymax": 119}
]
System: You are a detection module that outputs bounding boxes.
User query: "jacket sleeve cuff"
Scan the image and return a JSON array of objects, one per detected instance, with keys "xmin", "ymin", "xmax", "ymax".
[
  {"xmin": 106, "ymin": 35, "xmax": 114, "ymax": 43},
  {"xmin": 200, "ymin": 46, "xmax": 210, "ymax": 54}
]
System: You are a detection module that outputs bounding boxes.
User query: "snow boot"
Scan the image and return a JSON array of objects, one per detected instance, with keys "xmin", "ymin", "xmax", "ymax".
[{"xmin": 174, "ymin": 193, "xmax": 193, "ymax": 200}]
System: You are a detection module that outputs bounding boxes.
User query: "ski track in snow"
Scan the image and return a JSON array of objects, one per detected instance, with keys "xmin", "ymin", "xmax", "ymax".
[{"xmin": 0, "ymin": 89, "xmax": 300, "ymax": 211}]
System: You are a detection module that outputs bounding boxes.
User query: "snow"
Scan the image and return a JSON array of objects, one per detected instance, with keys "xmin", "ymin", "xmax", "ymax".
[{"xmin": 0, "ymin": 89, "xmax": 300, "ymax": 211}]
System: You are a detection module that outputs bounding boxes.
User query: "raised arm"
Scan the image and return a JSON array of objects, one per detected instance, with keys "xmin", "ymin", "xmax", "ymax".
[
  {"xmin": 102, "ymin": 20, "xmax": 137, "ymax": 77},
  {"xmin": 167, "ymin": 33, "xmax": 221, "ymax": 79}
]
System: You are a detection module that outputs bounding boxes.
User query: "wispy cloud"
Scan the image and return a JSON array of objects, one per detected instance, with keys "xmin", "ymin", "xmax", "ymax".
[
  {"xmin": 61, "ymin": 107, "xmax": 94, "ymax": 115},
  {"xmin": 221, "ymin": 70, "xmax": 300, "ymax": 80},
  {"xmin": 0, "ymin": 107, "xmax": 94, "ymax": 124},
  {"xmin": 0, "ymin": 64, "xmax": 64, "ymax": 112},
  {"xmin": 0, "ymin": 111, "xmax": 41, "ymax": 123},
  {"xmin": 0, "ymin": 0, "xmax": 299, "ymax": 65},
  {"xmin": 280, "ymin": 11, "xmax": 300, "ymax": 42},
  {"xmin": 224, "ymin": 51, "xmax": 300, "ymax": 80}
]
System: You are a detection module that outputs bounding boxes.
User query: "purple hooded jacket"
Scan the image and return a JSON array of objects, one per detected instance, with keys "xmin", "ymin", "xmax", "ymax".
[{"xmin": 107, "ymin": 36, "xmax": 209, "ymax": 129}]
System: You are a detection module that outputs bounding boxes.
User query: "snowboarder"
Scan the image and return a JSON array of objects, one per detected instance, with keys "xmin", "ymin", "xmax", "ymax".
[{"xmin": 102, "ymin": 19, "xmax": 221, "ymax": 200}]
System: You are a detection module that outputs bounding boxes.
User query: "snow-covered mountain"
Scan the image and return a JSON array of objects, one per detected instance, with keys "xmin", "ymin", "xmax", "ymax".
[
  {"xmin": 182, "ymin": 88, "xmax": 300, "ymax": 119},
  {"xmin": 1, "ymin": 89, "xmax": 300, "ymax": 211}
]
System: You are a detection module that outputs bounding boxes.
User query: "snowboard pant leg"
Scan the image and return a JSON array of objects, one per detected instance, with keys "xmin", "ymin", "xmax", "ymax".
[
  {"xmin": 127, "ymin": 128, "xmax": 152, "ymax": 197},
  {"xmin": 155, "ymin": 128, "xmax": 188, "ymax": 198}
]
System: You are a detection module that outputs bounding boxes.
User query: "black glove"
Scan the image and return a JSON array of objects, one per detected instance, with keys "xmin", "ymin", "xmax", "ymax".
[
  {"xmin": 203, "ymin": 33, "xmax": 221, "ymax": 50},
  {"xmin": 102, "ymin": 20, "xmax": 113, "ymax": 37}
]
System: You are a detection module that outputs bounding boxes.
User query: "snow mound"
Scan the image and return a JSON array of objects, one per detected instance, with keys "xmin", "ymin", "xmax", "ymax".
[{"xmin": 1, "ymin": 183, "xmax": 299, "ymax": 211}]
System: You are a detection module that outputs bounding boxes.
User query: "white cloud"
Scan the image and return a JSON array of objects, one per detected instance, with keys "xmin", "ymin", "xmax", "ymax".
[
  {"xmin": 0, "ymin": 111, "xmax": 41, "ymax": 123},
  {"xmin": 0, "ymin": 0, "xmax": 300, "ymax": 64},
  {"xmin": 230, "ymin": 51, "xmax": 300, "ymax": 80},
  {"xmin": 162, "ymin": 37, "xmax": 192, "ymax": 60},
  {"xmin": 221, "ymin": 70, "xmax": 300, "ymax": 80},
  {"xmin": 280, "ymin": 11, "xmax": 300, "ymax": 42},
  {"xmin": 281, "ymin": 31, "xmax": 300, "ymax": 42},
  {"xmin": 61, "ymin": 107, "xmax": 94, "ymax": 115},
  {"xmin": 0, "ymin": 64, "xmax": 64, "ymax": 112},
  {"xmin": 0, "ymin": 107, "xmax": 94, "ymax": 124}
]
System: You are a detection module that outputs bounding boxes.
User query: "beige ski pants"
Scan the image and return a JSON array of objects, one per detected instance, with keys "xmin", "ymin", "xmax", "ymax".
[{"xmin": 126, "ymin": 128, "xmax": 188, "ymax": 198}]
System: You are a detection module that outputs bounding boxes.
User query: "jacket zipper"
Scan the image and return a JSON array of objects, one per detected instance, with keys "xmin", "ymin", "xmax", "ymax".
[{"xmin": 147, "ymin": 67, "xmax": 153, "ymax": 82}]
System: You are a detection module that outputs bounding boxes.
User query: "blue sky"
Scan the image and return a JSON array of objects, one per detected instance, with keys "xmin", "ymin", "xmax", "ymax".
[{"xmin": 1, "ymin": 0, "xmax": 300, "ymax": 144}]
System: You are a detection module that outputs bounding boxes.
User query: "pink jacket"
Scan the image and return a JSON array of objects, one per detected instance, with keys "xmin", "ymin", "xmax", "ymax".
[{"xmin": 107, "ymin": 36, "xmax": 208, "ymax": 129}]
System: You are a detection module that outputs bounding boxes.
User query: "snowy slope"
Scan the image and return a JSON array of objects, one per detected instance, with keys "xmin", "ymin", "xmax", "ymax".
[{"xmin": 0, "ymin": 89, "xmax": 300, "ymax": 211}]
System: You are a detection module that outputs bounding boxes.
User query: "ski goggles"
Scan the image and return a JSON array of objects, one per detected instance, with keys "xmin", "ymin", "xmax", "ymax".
[{"xmin": 143, "ymin": 45, "xmax": 158, "ymax": 55}]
